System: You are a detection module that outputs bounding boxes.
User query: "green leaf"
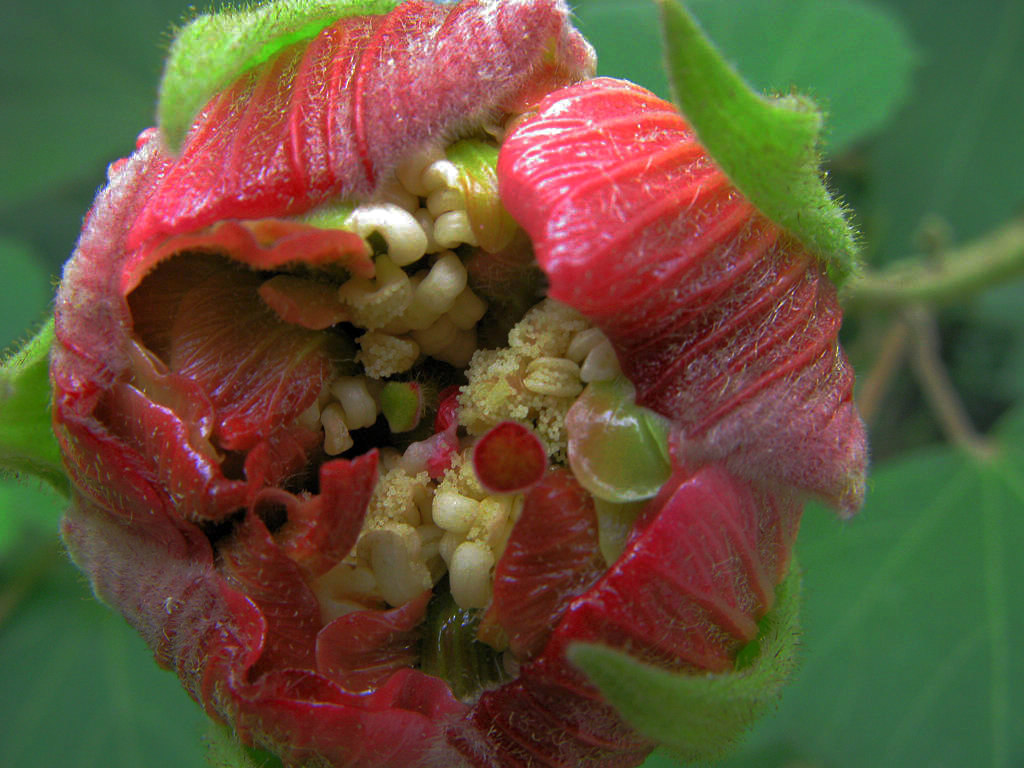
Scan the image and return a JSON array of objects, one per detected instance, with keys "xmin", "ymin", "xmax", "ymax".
[
  {"xmin": 657, "ymin": 0, "xmax": 859, "ymax": 284},
  {"xmin": 0, "ymin": 320, "xmax": 69, "ymax": 496},
  {"xmin": 572, "ymin": 566, "xmax": 801, "ymax": 763},
  {"xmin": 701, "ymin": 406, "xmax": 1024, "ymax": 768},
  {"xmin": 159, "ymin": 0, "xmax": 401, "ymax": 150},
  {"xmin": 0, "ymin": 236, "xmax": 52, "ymax": 352},
  {"xmin": 0, "ymin": 542, "xmax": 207, "ymax": 768},
  {"xmin": 866, "ymin": 0, "xmax": 1024, "ymax": 263},
  {"xmin": 572, "ymin": 0, "xmax": 916, "ymax": 156}
]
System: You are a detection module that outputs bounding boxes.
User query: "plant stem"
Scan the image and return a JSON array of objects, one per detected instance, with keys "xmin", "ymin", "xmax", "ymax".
[
  {"xmin": 904, "ymin": 305, "xmax": 995, "ymax": 461},
  {"xmin": 855, "ymin": 317, "xmax": 910, "ymax": 427},
  {"xmin": 842, "ymin": 217, "xmax": 1024, "ymax": 311}
]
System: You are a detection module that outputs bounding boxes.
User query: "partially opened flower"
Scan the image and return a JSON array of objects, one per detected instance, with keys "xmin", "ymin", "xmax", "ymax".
[{"xmin": 52, "ymin": 1, "xmax": 867, "ymax": 766}]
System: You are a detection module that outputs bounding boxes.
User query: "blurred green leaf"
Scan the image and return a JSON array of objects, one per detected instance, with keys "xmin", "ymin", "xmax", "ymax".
[
  {"xmin": 573, "ymin": 567, "xmax": 801, "ymax": 763},
  {"xmin": 865, "ymin": 0, "xmax": 1024, "ymax": 263},
  {"xmin": 0, "ymin": 544, "xmax": 208, "ymax": 768},
  {"xmin": 572, "ymin": 0, "xmax": 916, "ymax": 154},
  {"xmin": 640, "ymin": 406, "xmax": 1024, "ymax": 768},
  {"xmin": 0, "ymin": 236, "xmax": 52, "ymax": 351},
  {"xmin": 0, "ymin": 479, "xmax": 62, "ymax": 558},
  {"xmin": 0, "ymin": 1, "xmax": 194, "ymax": 206}
]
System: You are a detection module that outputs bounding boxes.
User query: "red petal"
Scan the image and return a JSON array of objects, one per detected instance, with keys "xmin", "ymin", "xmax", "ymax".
[
  {"xmin": 498, "ymin": 77, "xmax": 867, "ymax": 513},
  {"xmin": 316, "ymin": 590, "xmax": 431, "ymax": 692},
  {"xmin": 128, "ymin": 0, "xmax": 594, "ymax": 249},
  {"xmin": 165, "ymin": 262, "xmax": 331, "ymax": 452},
  {"xmin": 488, "ymin": 470, "xmax": 604, "ymax": 660},
  {"xmin": 219, "ymin": 512, "xmax": 323, "ymax": 673},
  {"xmin": 274, "ymin": 451, "xmax": 380, "ymax": 577},
  {"xmin": 544, "ymin": 465, "xmax": 801, "ymax": 676}
]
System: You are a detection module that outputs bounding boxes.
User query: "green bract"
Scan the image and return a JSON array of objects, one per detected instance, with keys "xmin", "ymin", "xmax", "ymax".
[
  {"xmin": 159, "ymin": 0, "xmax": 401, "ymax": 150},
  {"xmin": 658, "ymin": 0, "xmax": 860, "ymax": 284}
]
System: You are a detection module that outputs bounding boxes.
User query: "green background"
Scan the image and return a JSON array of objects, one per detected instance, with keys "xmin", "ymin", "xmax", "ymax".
[{"xmin": 1, "ymin": 0, "xmax": 1022, "ymax": 766}]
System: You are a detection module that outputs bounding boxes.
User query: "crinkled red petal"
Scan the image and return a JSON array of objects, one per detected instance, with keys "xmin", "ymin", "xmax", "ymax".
[
  {"xmin": 127, "ymin": 0, "xmax": 594, "ymax": 250},
  {"xmin": 316, "ymin": 590, "xmax": 432, "ymax": 692},
  {"xmin": 498, "ymin": 77, "xmax": 867, "ymax": 514},
  {"xmin": 487, "ymin": 469, "xmax": 604, "ymax": 660}
]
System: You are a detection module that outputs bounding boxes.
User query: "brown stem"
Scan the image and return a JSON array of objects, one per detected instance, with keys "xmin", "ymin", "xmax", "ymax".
[
  {"xmin": 855, "ymin": 317, "xmax": 911, "ymax": 427},
  {"xmin": 904, "ymin": 305, "xmax": 995, "ymax": 460}
]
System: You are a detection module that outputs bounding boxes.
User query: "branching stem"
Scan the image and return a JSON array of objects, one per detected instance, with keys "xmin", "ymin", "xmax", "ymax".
[
  {"xmin": 842, "ymin": 217, "xmax": 1024, "ymax": 311},
  {"xmin": 904, "ymin": 305, "xmax": 995, "ymax": 461}
]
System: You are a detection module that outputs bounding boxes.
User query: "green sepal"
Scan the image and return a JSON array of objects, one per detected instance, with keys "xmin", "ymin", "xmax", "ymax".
[
  {"xmin": 0, "ymin": 319, "xmax": 70, "ymax": 496},
  {"xmin": 203, "ymin": 721, "xmax": 285, "ymax": 768},
  {"xmin": 568, "ymin": 564, "xmax": 802, "ymax": 762},
  {"xmin": 657, "ymin": 0, "xmax": 859, "ymax": 284},
  {"xmin": 445, "ymin": 139, "xmax": 519, "ymax": 253},
  {"xmin": 159, "ymin": 0, "xmax": 401, "ymax": 151}
]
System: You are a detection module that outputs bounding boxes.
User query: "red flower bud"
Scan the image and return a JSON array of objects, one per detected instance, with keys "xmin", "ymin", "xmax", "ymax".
[{"xmin": 52, "ymin": 1, "xmax": 865, "ymax": 766}]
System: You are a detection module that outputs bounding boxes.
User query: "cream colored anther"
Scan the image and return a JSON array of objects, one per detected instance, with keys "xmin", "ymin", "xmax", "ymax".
[
  {"xmin": 471, "ymin": 496, "xmax": 513, "ymax": 550},
  {"xmin": 426, "ymin": 186, "xmax": 466, "ymax": 217},
  {"xmin": 329, "ymin": 376, "xmax": 378, "ymax": 430},
  {"xmin": 433, "ymin": 210, "xmax": 478, "ymax": 249},
  {"xmin": 523, "ymin": 357, "xmax": 584, "ymax": 397},
  {"xmin": 356, "ymin": 333, "xmax": 420, "ymax": 379},
  {"xmin": 321, "ymin": 403, "xmax": 354, "ymax": 455},
  {"xmin": 580, "ymin": 340, "xmax": 621, "ymax": 382},
  {"xmin": 421, "ymin": 159, "xmax": 461, "ymax": 193},
  {"xmin": 346, "ymin": 203, "xmax": 428, "ymax": 267},
  {"xmin": 396, "ymin": 145, "xmax": 444, "ymax": 196},
  {"xmin": 412, "ymin": 316, "xmax": 459, "ymax": 356},
  {"xmin": 449, "ymin": 541, "xmax": 495, "ymax": 610},
  {"xmin": 414, "ymin": 208, "xmax": 441, "ymax": 253},
  {"xmin": 415, "ymin": 252, "xmax": 468, "ymax": 316},
  {"xmin": 567, "ymin": 327, "xmax": 609, "ymax": 364},
  {"xmin": 446, "ymin": 288, "xmax": 488, "ymax": 330},
  {"xmin": 432, "ymin": 491, "xmax": 480, "ymax": 535},
  {"xmin": 372, "ymin": 177, "xmax": 419, "ymax": 213},
  {"xmin": 364, "ymin": 525, "xmax": 433, "ymax": 607},
  {"xmin": 434, "ymin": 328, "xmax": 477, "ymax": 368}
]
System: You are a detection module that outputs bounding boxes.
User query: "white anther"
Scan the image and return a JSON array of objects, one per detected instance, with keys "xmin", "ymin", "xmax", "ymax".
[
  {"xmin": 372, "ymin": 176, "xmax": 420, "ymax": 213},
  {"xmin": 396, "ymin": 146, "xmax": 444, "ymax": 196},
  {"xmin": 330, "ymin": 376, "xmax": 379, "ymax": 430},
  {"xmin": 523, "ymin": 357, "xmax": 583, "ymax": 398},
  {"xmin": 356, "ymin": 333, "xmax": 420, "ymax": 379},
  {"xmin": 414, "ymin": 208, "xmax": 441, "ymax": 254},
  {"xmin": 412, "ymin": 315, "xmax": 459, "ymax": 356},
  {"xmin": 347, "ymin": 203, "xmax": 428, "ymax": 266},
  {"xmin": 366, "ymin": 526, "xmax": 433, "ymax": 607},
  {"xmin": 434, "ymin": 328, "xmax": 478, "ymax": 368},
  {"xmin": 432, "ymin": 491, "xmax": 480, "ymax": 535},
  {"xmin": 421, "ymin": 159, "xmax": 461, "ymax": 194},
  {"xmin": 415, "ymin": 252, "xmax": 468, "ymax": 316},
  {"xmin": 449, "ymin": 541, "xmax": 495, "ymax": 610},
  {"xmin": 321, "ymin": 403, "xmax": 354, "ymax": 455},
  {"xmin": 472, "ymin": 496, "xmax": 512, "ymax": 550},
  {"xmin": 319, "ymin": 562, "xmax": 378, "ymax": 596},
  {"xmin": 567, "ymin": 327, "xmax": 609, "ymax": 364},
  {"xmin": 446, "ymin": 288, "xmax": 488, "ymax": 330},
  {"xmin": 439, "ymin": 531, "xmax": 462, "ymax": 565},
  {"xmin": 426, "ymin": 186, "xmax": 466, "ymax": 217},
  {"xmin": 580, "ymin": 340, "xmax": 622, "ymax": 382},
  {"xmin": 416, "ymin": 524, "xmax": 445, "ymax": 562},
  {"xmin": 432, "ymin": 210, "xmax": 478, "ymax": 249}
]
